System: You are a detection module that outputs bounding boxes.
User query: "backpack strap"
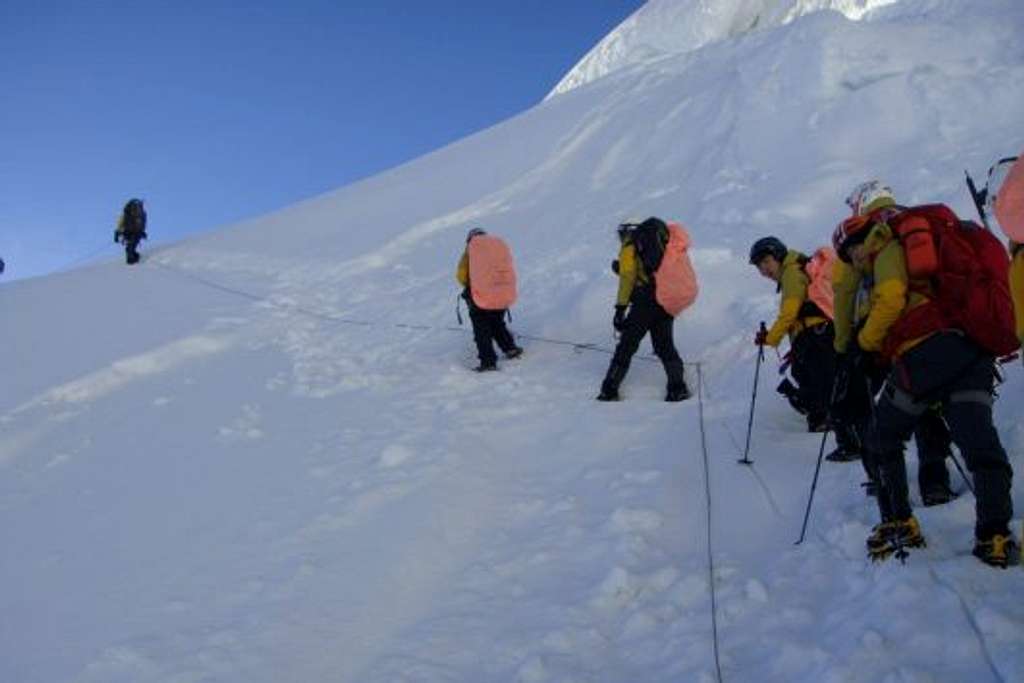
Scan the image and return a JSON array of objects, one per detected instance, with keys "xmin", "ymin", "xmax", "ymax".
[{"xmin": 798, "ymin": 300, "xmax": 826, "ymax": 320}]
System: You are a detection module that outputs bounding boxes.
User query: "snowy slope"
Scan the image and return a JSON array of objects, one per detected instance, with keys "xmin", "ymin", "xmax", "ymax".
[
  {"xmin": 546, "ymin": 0, "xmax": 901, "ymax": 99},
  {"xmin": 3, "ymin": 1, "xmax": 1024, "ymax": 681}
]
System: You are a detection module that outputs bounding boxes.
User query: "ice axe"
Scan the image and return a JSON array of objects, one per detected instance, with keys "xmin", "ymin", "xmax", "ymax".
[{"xmin": 965, "ymin": 169, "xmax": 991, "ymax": 230}]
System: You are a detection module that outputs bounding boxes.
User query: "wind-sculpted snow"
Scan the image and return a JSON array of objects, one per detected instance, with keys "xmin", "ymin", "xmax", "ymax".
[
  {"xmin": 547, "ymin": 0, "xmax": 902, "ymax": 99},
  {"xmin": 1, "ymin": 1, "xmax": 1023, "ymax": 681}
]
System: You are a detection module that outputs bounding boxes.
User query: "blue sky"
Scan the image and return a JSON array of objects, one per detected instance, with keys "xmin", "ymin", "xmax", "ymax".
[{"xmin": 0, "ymin": 1, "xmax": 644, "ymax": 281}]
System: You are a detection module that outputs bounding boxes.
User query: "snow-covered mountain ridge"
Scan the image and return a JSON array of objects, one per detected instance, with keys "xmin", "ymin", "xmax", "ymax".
[
  {"xmin": 547, "ymin": 0, "xmax": 902, "ymax": 98},
  {"xmin": 2, "ymin": 1, "xmax": 1024, "ymax": 681}
]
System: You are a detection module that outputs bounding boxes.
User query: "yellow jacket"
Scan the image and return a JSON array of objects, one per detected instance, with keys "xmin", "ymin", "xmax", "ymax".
[
  {"xmin": 615, "ymin": 240, "xmax": 651, "ymax": 307},
  {"xmin": 115, "ymin": 212, "xmax": 134, "ymax": 238},
  {"xmin": 456, "ymin": 251, "xmax": 469, "ymax": 287},
  {"xmin": 853, "ymin": 222, "xmax": 933, "ymax": 356},
  {"xmin": 831, "ymin": 258, "xmax": 860, "ymax": 353},
  {"xmin": 764, "ymin": 250, "xmax": 829, "ymax": 347},
  {"xmin": 1011, "ymin": 241, "xmax": 1024, "ymax": 344}
]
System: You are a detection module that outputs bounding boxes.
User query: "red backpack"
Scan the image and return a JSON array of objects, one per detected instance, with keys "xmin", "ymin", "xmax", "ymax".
[
  {"xmin": 467, "ymin": 234, "xmax": 517, "ymax": 310},
  {"xmin": 653, "ymin": 222, "xmax": 699, "ymax": 317},
  {"xmin": 881, "ymin": 204, "xmax": 1018, "ymax": 358}
]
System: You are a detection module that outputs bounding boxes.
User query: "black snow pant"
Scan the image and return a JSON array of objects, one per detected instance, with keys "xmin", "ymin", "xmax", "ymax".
[
  {"xmin": 124, "ymin": 235, "xmax": 141, "ymax": 264},
  {"xmin": 790, "ymin": 322, "xmax": 836, "ymax": 428},
  {"xmin": 600, "ymin": 287, "xmax": 685, "ymax": 396},
  {"xmin": 841, "ymin": 363, "xmax": 953, "ymax": 496},
  {"xmin": 867, "ymin": 332, "xmax": 1013, "ymax": 538},
  {"xmin": 914, "ymin": 409, "xmax": 954, "ymax": 496},
  {"xmin": 467, "ymin": 297, "xmax": 516, "ymax": 366}
]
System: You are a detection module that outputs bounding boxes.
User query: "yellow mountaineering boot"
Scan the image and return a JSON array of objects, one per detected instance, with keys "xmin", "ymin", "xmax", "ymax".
[
  {"xmin": 867, "ymin": 516, "xmax": 925, "ymax": 562},
  {"xmin": 972, "ymin": 533, "xmax": 1021, "ymax": 569}
]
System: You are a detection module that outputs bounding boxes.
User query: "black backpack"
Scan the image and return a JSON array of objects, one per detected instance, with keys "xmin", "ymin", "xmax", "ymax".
[
  {"xmin": 122, "ymin": 199, "xmax": 147, "ymax": 235},
  {"xmin": 631, "ymin": 217, "xmax": 669, "ymax": 275}
]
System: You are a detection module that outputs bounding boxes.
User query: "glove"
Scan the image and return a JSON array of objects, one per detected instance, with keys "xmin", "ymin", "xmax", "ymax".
[
  {"xmin": 140, "ymin": 231, "xmax": 148, "ymax": 240},
  {"xmin": 613, "ymin": 305, "xmax": 628, "ymax": 332},
  {"xmin": 611, "ymin": 259, "xmax": 620, "ymax": 275},
  {"xmin": 754, "ymin": 327, "xmax": 768, "ymax": 346},
  {"xmin": 114, "ymin": 230, "xmax": 120, "ymax": 244}
]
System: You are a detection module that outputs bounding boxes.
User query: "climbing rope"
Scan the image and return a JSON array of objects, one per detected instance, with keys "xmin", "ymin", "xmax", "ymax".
[
  {"xmin": 696, "ymin": 365, "xmax": 725, "ymax": 683},
  {"xmin": 150, "ymin": 258, "xmax": 735, "ymax": 678}
]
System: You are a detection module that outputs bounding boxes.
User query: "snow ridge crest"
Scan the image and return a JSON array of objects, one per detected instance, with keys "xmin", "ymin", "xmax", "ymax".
[{"xmin": 546, "ymin": 0, "xmax": 901, "ymax": 99}]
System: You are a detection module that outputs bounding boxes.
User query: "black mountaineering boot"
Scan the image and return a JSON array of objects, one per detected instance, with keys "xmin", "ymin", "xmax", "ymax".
[
  {"xmin": 825, "ymin": 445, "xmax": 860, "ymax": 462},
  {"xmin": 597, "ymin": 362, "xmax": 628, "ymax": 401},
  {"xmin": 777, "ymin": 378, "xmax": 809, "ymax": 415},
  {"xmin": 664, "ymin": 361, "xmax": 691, "ymax": 402},
  {"xmin": 921, "ymin": 482, "xmax": 957, "ymax": 507}
]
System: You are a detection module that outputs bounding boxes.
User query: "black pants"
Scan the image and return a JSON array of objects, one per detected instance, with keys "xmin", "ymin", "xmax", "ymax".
[
  {"xmin": 124, "ymin": 236, "xmax": 141, "ymax": 264},
  {"xmin": 840, "ymin": 364, "xmax": 952, "ymax": 494},
  {"xmin": 603, "ymin": 287, "xmax": 685, "ymax": 393},
  {"xmin": 915, "ymin": 411, "xmax": 953, "ymax": 494},
  {"xmin": 868, "ymin": 332, "xmax": 1013, "ymax": 537},
  {"xmin": 790, "ymin": 322, "xmax": 836, "ymax": 424},
  {"xmin": 468, "ymin": 302, "xmax": 516, "ymax": 365}
]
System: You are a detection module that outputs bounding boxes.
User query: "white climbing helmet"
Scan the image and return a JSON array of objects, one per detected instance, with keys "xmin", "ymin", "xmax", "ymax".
[{"xmin": 845, "ymin": 180, "xmax": 895, "ymax": 217}]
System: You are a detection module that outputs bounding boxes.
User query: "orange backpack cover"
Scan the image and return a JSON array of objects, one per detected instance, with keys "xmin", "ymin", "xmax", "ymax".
[
  {"xmin": 804, "ymin": 247, "xmax": 837, "ymax": 320},
  {"xmin": 995, "ymin": 154, "xmax": 1024, "ymax": 242},
  {"xmin": 654, "ymin": 222, "xmax": 699, "ymax": 317},
  {"xmin": 467, "ymin": 234, "xmax": 517, "ymax": 310}
]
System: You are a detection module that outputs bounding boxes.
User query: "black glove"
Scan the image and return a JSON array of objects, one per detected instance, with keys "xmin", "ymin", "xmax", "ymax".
[
  {"xmin": 611, "ymin": 259, "xmax": 620, "ymax": 275},
  {"xmin": 613, "ymin": 305, "xmax": 628, "ymax": 332},
  {"xmin": 140, "ymin": 231, "xmax": 148, "ymax": 240},
  {"xmin": 754, "ymin": 327, "xmax": 768, "ymax": 346},
  {"xmin": 114, "ymin": 231, "xmax": 120, "ymax": 244}
]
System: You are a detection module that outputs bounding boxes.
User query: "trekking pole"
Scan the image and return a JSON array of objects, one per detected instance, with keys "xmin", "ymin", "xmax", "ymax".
[
  {"xmin": 794, "ymin": 427, "xmax": 832, "ymax": 545},
  {"xmin": 947, "ymin": 451, "xmax": 975, "ymax": 496},
  {"xmin": 794, "ymin": 375, "xmax": 843, "ymax": 545},
  {"xmin": 739, "ymin": 322, "xmax": 767, "ymax": 465}
]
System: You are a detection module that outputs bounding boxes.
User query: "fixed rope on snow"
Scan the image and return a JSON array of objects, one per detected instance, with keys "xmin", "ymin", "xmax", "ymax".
[{"xmin": 696, "ymin": 365, "xmax": 725, "ymax": 683}]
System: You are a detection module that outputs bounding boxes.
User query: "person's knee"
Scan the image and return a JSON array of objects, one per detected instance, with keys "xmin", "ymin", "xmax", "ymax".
[{"xmin": 946, "ymin": 400, "xmax": 1003, "ymax": 449}]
